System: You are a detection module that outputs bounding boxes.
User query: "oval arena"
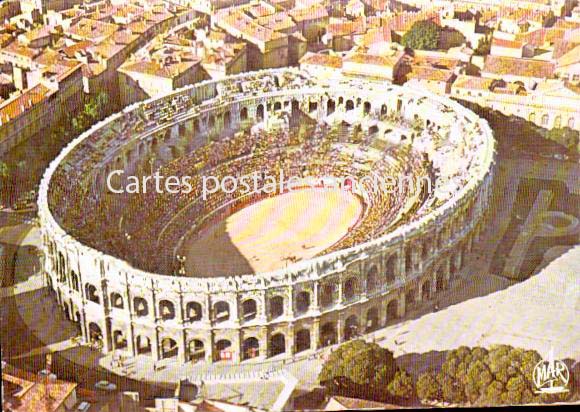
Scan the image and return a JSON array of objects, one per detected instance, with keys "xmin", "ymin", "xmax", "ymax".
[{"xmin": 39, "ymin": 68, "xmax": 496, "ymax": 366}]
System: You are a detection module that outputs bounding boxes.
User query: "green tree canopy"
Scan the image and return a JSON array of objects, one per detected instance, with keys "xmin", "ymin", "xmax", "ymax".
[
  {"xmin": 318, "ymin": 340, "xmax": 397, "ymax": 401},
  {"xmin": 545, "ymin": 127, "xmax": 579, "ymax": 151},
  {"xmin": 401, "ymin": 20, "xmax": 442, "ymax": 50},
  {"xmin": 388, "ymin": 369, "xmax": 415, "ymax": 399},
  {"xmin": 416, "ymin": 371, "xmax": 440, "ymax": 401}
]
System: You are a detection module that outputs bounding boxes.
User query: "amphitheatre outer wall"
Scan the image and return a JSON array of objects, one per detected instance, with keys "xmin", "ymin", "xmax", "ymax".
[{"xmin": 38, "ymin": 68, "xmax": 496, "ymax": 365}]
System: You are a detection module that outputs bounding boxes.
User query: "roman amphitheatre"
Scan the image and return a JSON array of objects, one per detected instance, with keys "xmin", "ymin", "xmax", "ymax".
[{"xmin": 38, "ymin": 68, "xmax": 495, "ymax": 365}]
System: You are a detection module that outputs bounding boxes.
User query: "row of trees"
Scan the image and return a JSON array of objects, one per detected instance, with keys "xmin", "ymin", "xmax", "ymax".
[
  {"xmin": 0, "ymin": 92, "xmax": 110, "ymax": 206},
  {"xmin": 318, "ymin": 341, "xmax": 576, "ymax": 406}
]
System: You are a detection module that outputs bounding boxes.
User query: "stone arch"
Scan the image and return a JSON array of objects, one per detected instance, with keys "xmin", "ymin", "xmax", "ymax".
[
  {"xmin": 320, "ymin": 322, "xmax": 337, "ymax": 347},
  {"xmin": 343, "ymin": 277, "xmax": 358, "ymax": 301},
  {"xmin": 159, "ymin": 300, "xmax": 176, "ymax": 320},
  {"xmin": 308, "ymin": 101, "xmax": 318, "ymax": 113},
  {"xmin": 344, "ymin": 314, "xmax": 359, "ymax": 340},
  {"xmin": 85, "ymin": 284, "xmax": 99, "ymax": 303},
  {"xmin": 405, "ymin": 288, "xmax": 416, "ymax": 308},
  {"xmin": 345, "ymin": 99, "xmax": 354, "ymax": 111},
  {"xmin": 113, "ymin": 329, "xmax": 127, "ymax": 350},
  {"xmin": 269, "ymin": 333, "xmax": 286, "ymax": 357},
  {"xmin": 161, "ymin": 337, "xmax": 178, "ymax": 359},
  {"xmin": 436, "ymin": 267, "xmax": 446, "ymax": 291},
  {"xmin": 363, "ymin": 101, "xmax": 371, "ymax": 115},
  {"xmin": 208, "ymin": 114, "xmax": 215, "ymax": 129},
  {"xmin": 242, "ymin": 299, "xmax": 258, "ymax": 321},
  {"xmin": 386, "ymin": 299, "xmax": 398, "ymax": 320},
  {"xmin": 257, "ymin": 104, "xmax": 265, "ymax": 121},
  {"xmin": 88, "ymin": 322, "xmax": 102, "ymax": 344},
  {"xmin": 188, "ymin": 339, "xmax": 205, "ymax": 362},
  {"xmin": 541, "ymin": 113, "xmax": 549, "ymax": 126},
  {"xmin": 269, "ymin": 295, "xmax": 284, "ymax": 319},
  {"xmin": 295, "ymin": 329, "xmax": 311, "ymax": 353},
  {"xmin": 422, "ymin": 240, "xmax": 430, "ymax": 260},
  {"xmin": 224, "ymin": 110, "xmax": 232, "ymax": 128},
  {"xmin": 327, "ymin": 99, "xmax": 336, "ymax": 115},
  {"xmin": 381, "ymin": 104, "xmax": 388, "ymax": 116},
  {"xmin": 568, "ymin": 116, "xmax": 575, "ymax": 129},
  {"xmin": 320, "ymin": 283, "xmax": 335, "ymax": 308},
  {"xmin": 365, "ymin": 307, "xmax": 379, "ymax": 332},
  {"xmin": 133, "ymin": 297, "xmax": 148, "ymax": 317},
  {"xmin": 296, "ymin": 291, "xmax": 310, "ymax": 314},
  {"xmin": 405, "ymin": 248, "xmax": 413, "ymax": 274},
  {"xmin": 274, "ymin": 101, "xmax": 282, "ymax": 111},
  {"xmin": 554, "ymin": 115, "xmax": 562, "ymax": 128},
  {"xmin": 240, "ymin": 107, "xmax": 248, "ymax": 121},
  {"xmin": 367, "ymin": 265, "xmax": 378, "ymax": 292},
  {"xmin": 422, "ymin": 280, "xmax": 431, "ymax": 301},
  {"xmin": 529, "ymin": 112, "xmax": 536, "ymax": 123},
  {"xmin": 110, "ymin": 292, "xmax": 123, "ymax": 309},
  {"xmin": 213, "ymin": 301, "xmax": 230, "ymax": 322},
  {"xmin": 215, "ymin": 339, "xmax": 232, "ymax": 361},
  {"xmin": 242, "ymin": 337, "xmax": 260, "ymax": 360},
  {"xmin": 385, "ymin": 254, "xmax": 397, "ymax": 283},
  {"xmin": 338, "ymin": 96, "xmax": 344, "ymax": 105},
  {"xmin": 185, "ymin": 301, "xmax": 202, "ymax": 322},
  {"xmin": 71, "ymin": 271, "xmax": 79, "ymax": 292},
  {"xmin": 136, "ymin": 335, "xmax": 151, "ymax": 354}
]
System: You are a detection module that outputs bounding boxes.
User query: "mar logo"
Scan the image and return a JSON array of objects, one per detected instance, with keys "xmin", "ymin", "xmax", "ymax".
[{"xmin": 532, "ymin": 349, "xmax": 570, "ymax": 395}]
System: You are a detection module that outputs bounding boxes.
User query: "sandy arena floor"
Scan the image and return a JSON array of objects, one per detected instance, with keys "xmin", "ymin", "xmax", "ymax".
[{"xmin": 183, "ymin": 188, "xmax": 363, "ymax": 276}]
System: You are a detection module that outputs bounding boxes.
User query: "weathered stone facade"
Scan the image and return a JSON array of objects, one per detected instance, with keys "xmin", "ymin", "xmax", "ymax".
[{"xmin": 38, "ymin": 69, "xmax": 496, "ymax": 366}]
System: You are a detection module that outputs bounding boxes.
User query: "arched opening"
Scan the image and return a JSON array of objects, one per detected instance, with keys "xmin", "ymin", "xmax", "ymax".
[
  {"xmin": 295, "ymin": 329, "xmax": 310, "ymax": 353},
  {"xmin": 422, "ymin": 281, "xmax": 431, "ymax": 301},
  {"xmin": 320, "ymin": 283, "xmax": 335, "ymax": 308},
  {"xmin": 188, "ymin": 339, "xmax": 205, "ymax": 362},
  {"xmin": 343, "ymin": 277, "xmax": 358, "ymax": 302},
  {"xmin": 269, "ymin": 296, "xmax": 284, "ymax": 319},
  {"xmin": 541, "ymin": 113, "xmax": 549, "ymax": 126},
  {"xmin": 242, "ymin": 337, "xmax": 260, "ymax": 360},
  {"xmin": 71, "ymin": 271, "xmax": 79, "ymax": 291},
  {"xmin": 327, "ymin": 99, "xmax": 336, "ymax": 115},
  {"xmin": 406, "ymin": 288, "xmax": 416, "ymax": 308},
  {"xmin": 85, "ymin": 284, "xmax": 99, "ymax": 303},
  {"xmin": 291, "ymin": 100, "xmax": 300, "ymax": 116},
  {"xmin": 215, "ymin": 339, "xmax": 232, "ymax": 361},
  {"xmin": 134, "ymin": 297, "xmax": 148, "ymax": 317},
  {"xmin": 208, "ymin": 114, "xmax": 215, "ymax": 129},
  {"xmin": 387, "ymin": 300, "xmax": 398, "ymax": 321},
  {"xmin": 256, "ymin": 104, "xmax": 265, "ymax": 121},
  {"xmin": 345, "ymin": 99, "xmax": 354, "ymax": 111},
  {"xmin": 568, "ymin": 116, "xmax": 575, "ymax": 129},
  {"xmin": 381, "ymin": 104, "xmax": 388, "ymax": 116},
  {"xmin": 62, "ymin": 301, "xmax": 70, "ymax": 319},
  {"xmin": 367, "ymin": 265, "xmax": 378, "ymax": 292},
  {"xmin": 159, "ymin": 300, "xmax": 176, "ymax": 320},
  {"xmin": 242, "ymin": 299, "xmax": 258, "ymax": 321},
  {"xmin": 436, "ymin": 269, "xmax": 445, "ymax": 291},
  {"xmin": 224, "ymin": 111, "xmax": 232, "ymax": 128},
  {"xmin": 422, "ymin": 241, "xmax": 430, "ymax": 260},
  {"xmin": 320, "ymin": 322, "xmax": 337, "ymax": 347},
  {"xmin": 113, "ymin": 330, "xmax": 127, "ymax": 350},
  {"xmin": 363, "ymin": 101, "xmax": 371, "ymax": 115},
  {"xmin": 110, "ymin": 292, "xmax": 123, "ymax": 309},
  {"xmin": 269, "ymin": 334, "xmax": 286, "ymax": 357},
  {"xmin": 308, "ymin": 101, "xmax": 318, "ymax": 113},
  {"xmin": 185, "ymin": 301, "xmax": 202, "ymax": 322},
  {"xmin": 405, "ymin": 248, "xmax": 414, "ymax": 274},
  {"xmin": 344, "ymin": 315, "xmax": 359, "ymax": 340},
  {"xmin": 136, "ymin": 335, "xmax": 151, "ymax": 354},
  {"xmin": 274, "ymin": 101, "xmax": 282, "ymax": 111},
  {"xmin": 88, "ymin": 322, "xmax": 102, "ymax": 344},
  {"xmin": 338, "ymin": 96, "xmax": 344, "ymax": 105},
  {"xmin": 213, "ymin": 301, "xmax": 230, "ymax": 322},
  {"xmin": 385, "ymin": 255, "xmax": 397, "ymax": 284},
  {"xmin": 365, "ymin": 307, "xmax": 379, "ymax": 332},
  {"xmin": 161, "ymin": 338, "xmax": 178, "ymax": 359},
  {"xmin": 296, "ymin": 291, "xmax": 310, "ymax": 314}
]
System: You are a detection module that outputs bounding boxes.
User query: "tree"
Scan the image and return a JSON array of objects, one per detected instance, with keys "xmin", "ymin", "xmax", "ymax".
[
  {"xmin": 318, "ymin": 340, "xmax": 397, "ymax": 401},
  {"xmin": 416, "ymin": 371, "xmax": 440, "ymax": 401},
  {"xmin": 401, "ymin": 20, "xmax": 442, "ymax": 51},
  {"xmin": 545, "ymin": 127, "xmax": 579, "ymax": 151},
  {"xmin": 388, "ymin": 369, "xmax": 415, "ymax": 399},
  {"xmin": 474, "ymin": 36, "xmax": 491, "ymax": 56}
]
